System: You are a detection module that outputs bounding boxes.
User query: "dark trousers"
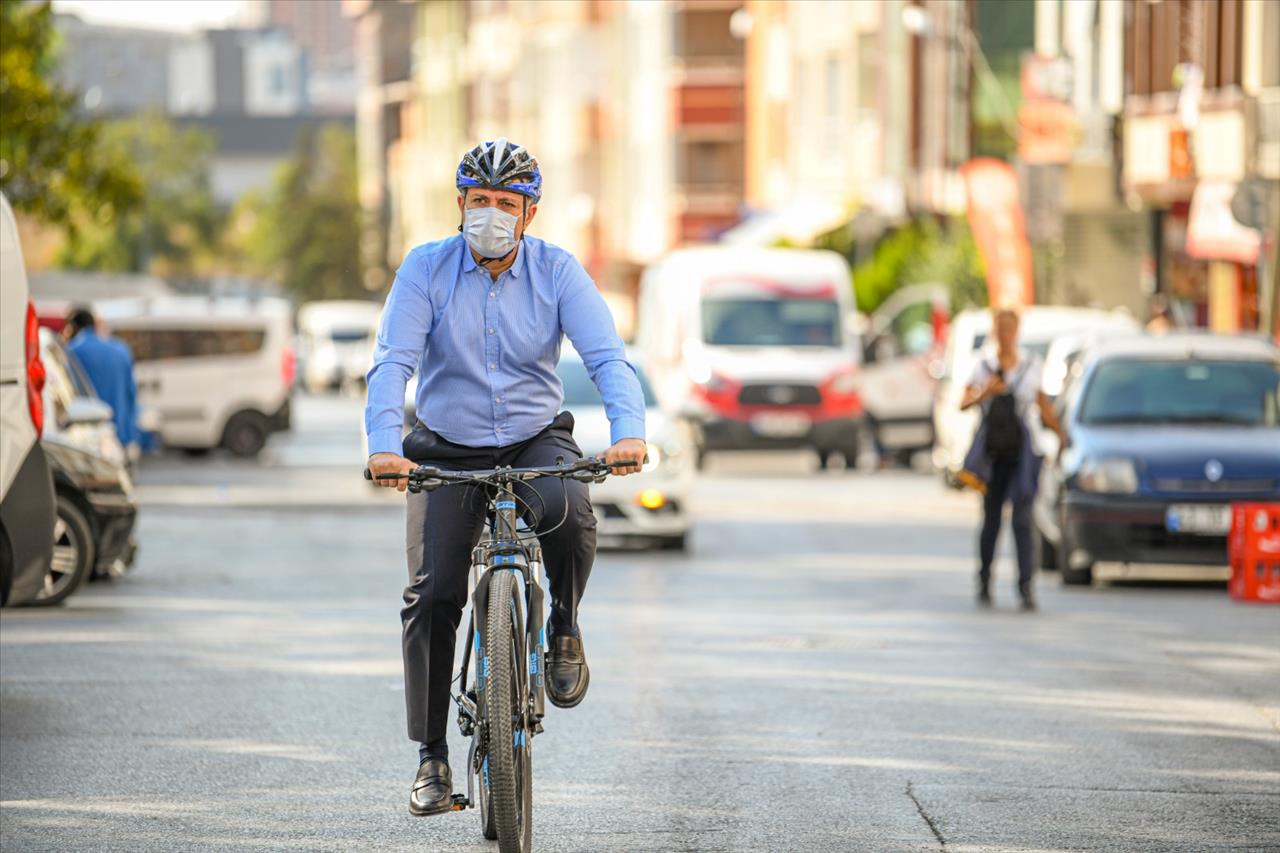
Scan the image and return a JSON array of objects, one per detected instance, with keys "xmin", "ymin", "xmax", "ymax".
[
  {"xmin": 979, "ymin": 455, "xmax": 1034, "ymax": 587},
  {"xmin": 400, "ymin": 413, "xmax": 597, "ymax": 745}
]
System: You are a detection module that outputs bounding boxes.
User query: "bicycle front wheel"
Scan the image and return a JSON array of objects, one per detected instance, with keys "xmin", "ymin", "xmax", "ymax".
[{"xmin": 485, "ymin": 568, "xmax": 533, "ymax": 853}]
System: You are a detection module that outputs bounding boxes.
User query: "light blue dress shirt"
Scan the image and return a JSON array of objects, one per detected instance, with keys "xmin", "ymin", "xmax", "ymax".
[{"xmin": 365, "ymin": 235, "xmax": 645, "ymax": 456}]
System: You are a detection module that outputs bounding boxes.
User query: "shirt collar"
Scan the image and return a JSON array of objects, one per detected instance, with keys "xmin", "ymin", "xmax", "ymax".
[{"xmin": 460, "ymin": 239, "xmax": 526, "ymax": 279}]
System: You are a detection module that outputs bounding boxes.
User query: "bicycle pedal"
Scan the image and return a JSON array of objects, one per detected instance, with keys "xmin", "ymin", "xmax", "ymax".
[{"xmin": 450, "ymin": 794, "xmax": 470, "ymax": 811}]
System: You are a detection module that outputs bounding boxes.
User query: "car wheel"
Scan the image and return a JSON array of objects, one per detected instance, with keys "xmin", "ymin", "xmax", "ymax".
[
  {"xmin": 222, "ymin": 411, "xmax": 269, "ymax": 457},
  {"xmin": 30, "ymin": 495, "xmax": 96, "ymax": 607},
  {"xmin": 1058, "ymin": 520, "xmax": 1093, "ymax": 586}
]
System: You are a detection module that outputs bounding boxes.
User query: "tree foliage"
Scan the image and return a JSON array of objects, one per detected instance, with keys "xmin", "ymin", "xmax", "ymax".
[
  {"xmin": 0, "ymin": 1, "xmax": 141, "ymax": 228},
  {"xmin": 819, "ymin": 216, "xmax": 988, "ymax": 315},
  {"xmin": 58, "ymin": 113, "xmax": 222, "ymax": 276},
  {"xmin": 230, "ymin": 125, "xmax": 364, "ymax": 301}
]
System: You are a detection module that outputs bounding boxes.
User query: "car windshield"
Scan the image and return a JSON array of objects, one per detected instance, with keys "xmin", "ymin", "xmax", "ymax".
[
  {"xmin": 557, "ymin": 358, "xmax": 657, "ymax": 408},
  {"xmin": 702, "ymin": 298, "xmax": 842, "ymax": 347},
  {"xmin": 1080, "ymin": 359, "xmax": 1280, "ymax": 427},
  {"xmin": 329, "ymin": 328, "xmax": 371, "ymax": 343}
]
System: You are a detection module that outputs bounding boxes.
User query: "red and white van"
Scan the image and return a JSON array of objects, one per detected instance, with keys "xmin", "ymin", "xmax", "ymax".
[{"xmin": 635, "ymin": 247, "xmax": 863, "ymax": 469}]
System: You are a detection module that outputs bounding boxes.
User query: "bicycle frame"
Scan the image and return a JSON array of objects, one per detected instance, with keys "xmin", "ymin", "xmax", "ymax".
[{"xmin": 454, "ymin": 477, "xmax": 548, "ymax": 811}]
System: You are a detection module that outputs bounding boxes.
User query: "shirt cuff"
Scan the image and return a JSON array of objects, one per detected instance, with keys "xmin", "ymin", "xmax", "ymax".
[
  {"xmin": 609, "ymin": 417, "xmax": 646, "ymax": 445},
  {"xmin": 367, "ymin": 427, "xmax": 404, "ymax": 458}
]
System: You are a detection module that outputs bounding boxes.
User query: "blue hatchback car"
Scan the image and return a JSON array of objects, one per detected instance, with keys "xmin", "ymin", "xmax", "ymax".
[{"xmin": 1037, "ymin": 334, "xmax": 1280, "ymax": 585}]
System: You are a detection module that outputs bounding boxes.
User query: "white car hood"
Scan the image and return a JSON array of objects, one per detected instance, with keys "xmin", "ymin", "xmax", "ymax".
[
  {"xmin": 569, "ymin": 405, "xmax": 672, "ymax": 456},
  {"xmin": 700, "ymin": 346, "xmax": 855, "ymax": 383}
]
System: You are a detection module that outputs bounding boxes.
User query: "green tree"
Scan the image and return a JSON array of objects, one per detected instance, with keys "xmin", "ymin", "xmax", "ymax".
[
  {"xmin": 0, "ymin": 1, "xmax": 141, "ymax": 228},
  {"xmin": 58, "ymin": 113, "xmax": 222, "ymax": 276},
  {"xmin": 233, "ymin": 125, "xmax": 364, "ymax": 301}
]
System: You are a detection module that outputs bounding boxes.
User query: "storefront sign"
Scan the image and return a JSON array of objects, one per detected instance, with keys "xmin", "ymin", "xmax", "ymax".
[{"xmin": 1186, "ymin": 180, "xmax": 1261, "ymax": 264}]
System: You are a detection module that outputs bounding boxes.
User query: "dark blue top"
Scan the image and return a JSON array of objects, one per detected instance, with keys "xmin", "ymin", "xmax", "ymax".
[{"xmin": 67, "ymin": 330, "xmax": 139, "ymax": 446}]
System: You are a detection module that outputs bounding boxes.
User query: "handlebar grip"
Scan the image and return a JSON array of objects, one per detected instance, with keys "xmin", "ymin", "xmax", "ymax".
[{"xmin": 364, "ymin": 468, "xmax": 408, "ymax": 481}]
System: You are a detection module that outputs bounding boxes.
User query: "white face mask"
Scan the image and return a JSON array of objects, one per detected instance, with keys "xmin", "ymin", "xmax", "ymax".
[{"xmin": 463, "ymin": 206, "xmax": 520, "ymax": 259}]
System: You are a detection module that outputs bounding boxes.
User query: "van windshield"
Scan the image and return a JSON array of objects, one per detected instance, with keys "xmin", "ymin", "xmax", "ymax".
[
  {"xmin": 702, "ymin": 298, "xmax": 842, "ymax": 347},
  {"xmin": 329, "ymin": 328, "xmax": 372, "ymax": 343}
]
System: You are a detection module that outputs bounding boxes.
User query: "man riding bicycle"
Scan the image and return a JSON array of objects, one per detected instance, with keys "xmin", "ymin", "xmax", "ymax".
[{"xmin": 365, "ymin": 139, "xmax": 647, "ymax": 817}]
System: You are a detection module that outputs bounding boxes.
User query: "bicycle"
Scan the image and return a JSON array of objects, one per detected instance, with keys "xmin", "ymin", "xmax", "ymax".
[{"xmin": 367, "ymin": 455, "xmax": 622, "ymax": 853}]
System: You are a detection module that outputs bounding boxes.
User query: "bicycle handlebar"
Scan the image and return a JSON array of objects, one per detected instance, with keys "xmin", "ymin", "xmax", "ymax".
[{"xmin": 363, "ymin": 455, "xmax": 639, "ymax": 492}]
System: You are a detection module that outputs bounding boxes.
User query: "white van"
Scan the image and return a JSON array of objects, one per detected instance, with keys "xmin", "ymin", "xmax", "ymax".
[
  {"xmin": 296, "ymin": 300, "xmax": 382, "ymax": 393},
  {"xmin": 635, "ymin": 247, "xmax": 862, "ymax": 469},
  {"xmin": 0, "ymin": 193, "xmax": 57, "ymax": 607},
  {"xmin": 932, "ymin": 305, "xmax": 1140, "ymax": 480},
  {"xmin": 105, "ymin": 297, "xmax": 296, "ymax": 457}
]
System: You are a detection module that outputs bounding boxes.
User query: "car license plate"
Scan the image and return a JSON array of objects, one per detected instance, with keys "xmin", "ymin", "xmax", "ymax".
[
  {"xmin": 750, "ymin": 412, "xmax": 812, "ymax": 438},
  {"xmin": 1165, "ymin": 504, "xmax": 1231, "ymax": 535}
]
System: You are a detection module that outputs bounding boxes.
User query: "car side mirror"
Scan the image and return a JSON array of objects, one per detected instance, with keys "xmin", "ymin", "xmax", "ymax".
[{"xmin": 64, "ymin": 397, "xmax": 114, "ymax": 427}]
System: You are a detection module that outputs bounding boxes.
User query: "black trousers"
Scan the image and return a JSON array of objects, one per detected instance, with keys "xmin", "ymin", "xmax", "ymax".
[
  {"xmin": 978, "ymin": 455, "xmax": 1034, "ymax": 587},
  {"xmin": 400, "ymin": 413, "xmax": 597, "ymax": 745}
]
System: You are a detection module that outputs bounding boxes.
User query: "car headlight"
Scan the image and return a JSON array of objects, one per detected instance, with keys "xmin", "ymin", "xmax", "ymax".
[
  {"xmin": 1076, "ymin": 457, "xmax": 1139, "ymax": 494},
  {"xmin": 642, "ymin": 446, "xmax": 662, "ymax": 472}
]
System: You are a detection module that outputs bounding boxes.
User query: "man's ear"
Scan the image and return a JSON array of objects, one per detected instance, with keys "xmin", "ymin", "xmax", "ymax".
[
  {"xmin": 457, "ymin": 193, "xmax": 465, "ymax": 213},
  {"xmin": 523, "ymin": 203, "xmax": 537, "ymax": 229}
]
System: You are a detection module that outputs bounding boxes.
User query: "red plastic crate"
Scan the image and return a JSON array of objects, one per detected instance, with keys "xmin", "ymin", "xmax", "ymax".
[{"xmin": 1228, "ymin": 503, "xmax": 1280, "ymax": 604}]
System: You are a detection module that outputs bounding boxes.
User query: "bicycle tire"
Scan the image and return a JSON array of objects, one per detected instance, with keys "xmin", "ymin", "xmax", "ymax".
[{"xmin": 485, "ymin": 569, "xmax": 533, "ymax": 853}]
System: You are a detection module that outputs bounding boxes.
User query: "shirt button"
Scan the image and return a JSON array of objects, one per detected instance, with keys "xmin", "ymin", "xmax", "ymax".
[
  {"xmin": 489, "ymin": 291, "xmax": 497, "ymax": 298},
  {"xmin": 495, "ymin": 397, "xmax": 502, "ymax": 404},
  {"xmin": 488, "ymin": 328, "xmax": 495, "ymax": 335},
  {"xmin": 488, "ymin": 363, "xmax": 496, "ymax": 370}
]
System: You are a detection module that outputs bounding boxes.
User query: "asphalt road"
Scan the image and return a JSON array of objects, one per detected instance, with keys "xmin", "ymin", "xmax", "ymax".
[{"xmin": 2, "ymin": 394, "xmax": 1278, "ymax": 852}]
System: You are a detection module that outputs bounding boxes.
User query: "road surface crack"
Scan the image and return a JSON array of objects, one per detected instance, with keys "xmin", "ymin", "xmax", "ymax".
[{"xmin": 906, "ymin": 781, "xmax": 946, "ymax": 848}]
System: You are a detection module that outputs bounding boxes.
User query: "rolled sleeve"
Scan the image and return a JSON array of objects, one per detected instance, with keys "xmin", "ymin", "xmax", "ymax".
[
  {"xmin": 556, "ymin": 258, "xmax": 646, "ymax": 444},
  {"xmin": 364, "ymin": 251, "xmax": 433, "ymax": 458}
]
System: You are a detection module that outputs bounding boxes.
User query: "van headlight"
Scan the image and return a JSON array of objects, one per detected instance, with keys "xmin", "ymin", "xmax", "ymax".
[
  {"xmin": 1075, "ymin": 457, "xmax": 1139, "ymax": 494},
  {"xmin": 642, "ymin": 446, "xmax": 663, "ymax": 472}
]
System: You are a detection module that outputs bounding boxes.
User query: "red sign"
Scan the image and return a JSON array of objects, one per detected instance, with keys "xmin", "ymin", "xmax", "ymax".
[{"xmin": 961, "ymin": 159, "xmax": 1035, "ymax": 308}]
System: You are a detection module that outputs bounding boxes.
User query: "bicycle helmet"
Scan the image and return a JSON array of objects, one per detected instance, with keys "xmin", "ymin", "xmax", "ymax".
[{"xmin": 455, "ymin": 138, "xmax": 542, "ymax": 203}]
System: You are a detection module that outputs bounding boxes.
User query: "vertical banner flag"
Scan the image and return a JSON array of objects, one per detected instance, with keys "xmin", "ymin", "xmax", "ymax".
[{"xmin": 961, "ymin": 158, "xmax": 1035, "ymax": 308}]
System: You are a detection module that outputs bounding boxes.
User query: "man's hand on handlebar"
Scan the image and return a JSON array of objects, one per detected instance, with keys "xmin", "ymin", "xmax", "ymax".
[
  {"xmin": 368, "ymin": 451, "xmax": 416, "ymax": 492},
  {"xmin": 603, "ymin": 438, "xmax": 647, "ymax": 476}
]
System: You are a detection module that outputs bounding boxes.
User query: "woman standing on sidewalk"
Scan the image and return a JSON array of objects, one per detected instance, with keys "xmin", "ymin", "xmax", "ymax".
[{"xmin": 960, "ymin": 307, "xmax": 1066, "ymax": 610}]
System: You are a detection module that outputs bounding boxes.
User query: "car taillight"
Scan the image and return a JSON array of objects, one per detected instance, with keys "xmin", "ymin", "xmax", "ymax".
[
  {"xmin": 25, "ymin": 301, "xmax": 45, "ymax": 437},
  {"xmin": 281, "ymin": 344, "xmax": 297, "ymax": 388}
]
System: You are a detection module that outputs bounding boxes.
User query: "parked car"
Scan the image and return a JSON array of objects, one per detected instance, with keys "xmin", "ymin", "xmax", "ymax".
[
  {"xmin": 1036, "ymin": 335, "xmax": 1280, "ymax": 585},
  {"xmin": 932, "ymin": 306, "xmax": 1140, "ymax": 483},
  {"xmin": 856, "ymin": 284, "xmax": 950, "ymax": 461},
  {"xmin": 31, "ymin": 329, "xmax": 138, "ymax": 605},
  {"xmin": 0, "ymin": 193, "xmax": 56, "ymax": 608},
  {"xmin": 635, "ymin": 246, "xmax": 862, "ymax": 470},
  {"xmin": 105, "ymin": 297, "xmax": 296, "ymax": 457},
  {"xmin": 296, "ymin": 300, "xmax": 381, "ymax": 393},
  {"xmin": 556, "ymin": 349, "xmax": 693, "ymax": 550}
]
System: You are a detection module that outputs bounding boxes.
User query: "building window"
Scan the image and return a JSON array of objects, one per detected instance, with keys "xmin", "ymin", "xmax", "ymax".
[
  {"xmin": 677, "ymin": 8, "xmax": 742, "ymax": 62},
  {"xmin": 678, "ymin": 139, "xmax": 744, "ymax": 188}
]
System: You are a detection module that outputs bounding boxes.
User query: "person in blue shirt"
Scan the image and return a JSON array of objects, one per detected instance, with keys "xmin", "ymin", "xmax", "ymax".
[
  {"xmin": 365, "ymin": 139, "xmax": 647, "ymax": 817},
  {"xmin": 64, "ymin": 307, "xmax": 139, "ymax": 453}
]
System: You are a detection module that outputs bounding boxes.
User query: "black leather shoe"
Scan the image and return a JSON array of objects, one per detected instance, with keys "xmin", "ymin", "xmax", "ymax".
[
  {"xmin": 1018, "ymin": 584, "xmax": 1038, "ymax": 612},
  {"xmin": 545, "ymin": 633, "xmax": 589, "ymax": 708},
  {"xmin": 977, "ymin": 579, "xmax": 992, "ymax": 607},
  {"xmin": 409, "ymin": 758, "xmax": 453, "ymax": 816}
]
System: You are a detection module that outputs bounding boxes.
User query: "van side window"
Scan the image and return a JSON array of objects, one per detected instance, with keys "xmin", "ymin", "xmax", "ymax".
[{"xmin": 116, "ymin": 329, "xmax": 267, "ymax": 362}]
